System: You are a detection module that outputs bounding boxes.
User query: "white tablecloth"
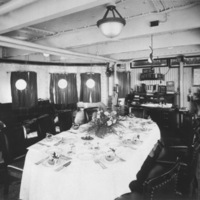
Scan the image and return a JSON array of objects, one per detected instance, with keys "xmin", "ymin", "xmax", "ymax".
[{"xmin": 20, "ymin": 117, "xmax": 160, "ymax": 200}]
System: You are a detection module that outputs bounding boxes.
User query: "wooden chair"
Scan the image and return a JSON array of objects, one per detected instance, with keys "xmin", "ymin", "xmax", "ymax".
[
  {"xmin": 37, "ymin": 114, "xmax": 56, "ymax": 139},
  {"xmin": 129, "ymin": 140, "xmax": 164, "ymax": 193},
  {"xmin": 156, "ymin": 137, "xmax": 200, "ymax": 198},
  {"xmin": 57, "ymin": 109, "xmax": 73, "ymax": 132},
  {"xmin": 84, "ymin": 107, "xmax": 99, "ymax": 122},
  {"xmin": 0, "ymin": 126, "xmax": 27, "ymax": 194},
  {"xmin": 161, "ymin": 112, "xmax": 196, "ymax": 147},
  {"xmin": 115, "ymin": 161, "xmax": 180, "ymax": 200},
  {"xmin": 129, "ymin": 107, "xmax": 147, "ymax": 119}
]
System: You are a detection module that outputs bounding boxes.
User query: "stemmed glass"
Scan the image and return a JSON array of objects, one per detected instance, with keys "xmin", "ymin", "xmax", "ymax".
[
  {"xmin": 118, "ymin": 131, "xmax": 124, "ymax": 140},
  {"xmin": 67, "ymin": 143, "xmax": 76, "ymax": 155}
]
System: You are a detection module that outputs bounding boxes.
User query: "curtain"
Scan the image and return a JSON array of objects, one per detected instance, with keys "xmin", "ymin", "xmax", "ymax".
[
  {"xmin": 11, "ymin": 71, "xmax": 38, "ymax": 109},
  {"xmin": 80, "ymin": 73, "xmax": 101, "ymax": 102},
  {"xmin": 50, "ymin": 73, "xmax": 78, "ymax": 106},
  {"xmin": 117, "ymin": 71, "xmax": 131, "ymax": 98}
]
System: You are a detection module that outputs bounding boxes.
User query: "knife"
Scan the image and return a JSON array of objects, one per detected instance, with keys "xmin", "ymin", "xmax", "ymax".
[
  {"xmin": 55, "ymin": 161, "xmax": 71, "ymax": 171},
  {"xmin": 35, "ymin": 156, "xmax": 49, "ymax": 165}
]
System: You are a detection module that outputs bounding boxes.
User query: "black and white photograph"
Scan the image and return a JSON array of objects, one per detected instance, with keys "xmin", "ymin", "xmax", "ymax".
[{"xmin": 0, "ymin": 0, "xmax": 200, "ymax": 199}]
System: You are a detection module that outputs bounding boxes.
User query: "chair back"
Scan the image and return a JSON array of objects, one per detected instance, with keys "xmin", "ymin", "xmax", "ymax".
[
  {"xmin": 0, "ymin": 126, "xmax": 26, "ymax": 165},
  {"xmin": 143, "ymin": 161, "xmax": 180, "ymax": 200},
  {"xmin": 187, "ymin": 138, "xmax": 200, "ymax": 183},
  {"xmin": 58, "ymin": 110, "xmax": 73, "ymax": 132},
  {"xmin": 37, "ymin": 114, "xmax": 56, "ymax": 139},
  {"xmin": 84, "ymin": 107, "xmax": 99, "ymax": 122}
]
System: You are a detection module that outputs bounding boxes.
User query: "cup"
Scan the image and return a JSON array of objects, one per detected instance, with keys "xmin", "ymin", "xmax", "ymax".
[{"xmin": 46, "ymin": 133, "xmax": 53, "ymax": 141}]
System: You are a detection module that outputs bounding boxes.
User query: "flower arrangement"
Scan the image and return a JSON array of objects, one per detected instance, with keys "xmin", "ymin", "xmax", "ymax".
[{"xmin": 87, "ymin": 109, "xmax": 124, "ymax": 138}]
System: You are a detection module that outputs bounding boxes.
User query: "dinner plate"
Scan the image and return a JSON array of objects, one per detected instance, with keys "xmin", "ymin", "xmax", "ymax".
[{"xmin": 43, "ymin": 157, "xmax": 61, "ymax": 167}]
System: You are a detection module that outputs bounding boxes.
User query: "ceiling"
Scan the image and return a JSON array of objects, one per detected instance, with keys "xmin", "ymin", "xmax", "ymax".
[{"xmin": 0, "ymin": 0, "xmax": 200, "ymax": 64}]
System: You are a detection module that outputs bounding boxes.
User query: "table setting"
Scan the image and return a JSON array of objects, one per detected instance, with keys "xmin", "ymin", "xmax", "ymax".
[{"xmin": 20, "ymin": 111, "xmax": 160, "ymax": 200}]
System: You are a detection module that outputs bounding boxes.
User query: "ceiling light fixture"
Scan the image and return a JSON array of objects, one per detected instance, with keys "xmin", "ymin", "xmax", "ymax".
[{"xmin": 97, "ymin": 5, "xmax": 126, "ymax": 38}]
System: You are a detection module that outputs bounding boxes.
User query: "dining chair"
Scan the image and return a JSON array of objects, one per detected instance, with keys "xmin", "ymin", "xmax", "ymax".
[
  {"xmin": 23, "ymin": 118, "xmax": 40, "ymax": 147},
  {"xmin": 37, "ymin": 114, "xmax": 56, "ymax": 139},
  {"xmin": 156, "ymin": 136, "xmax": 200, "ymax": 199},
  {"xmin": 0, "ymin": 125, "xmax": 27, "ymax": 194},
  {"xmin": 129, "ymin": 140, "xmax": 164, "ymax": 193},
  {"xmin": 129, "ymin": 107, "xmax": 147, "ymax": 119},
  {"xmin": 57, "ymin": 109, "xmax": 73, "ymax": 132},
  {"xmin": 115, "ymin": 161, "xmax": 180, "ymax": 200},
  {"xmin": 161, "ymin": 112, "xmax": 196, "ymax": 147},
  {"xmin": 84, "ymin": 107, "xmax": 99, "ymax": 122}
]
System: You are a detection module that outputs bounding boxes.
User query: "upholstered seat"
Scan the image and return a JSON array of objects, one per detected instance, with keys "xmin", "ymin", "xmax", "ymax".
[
  {"xmin": 37, "ymin": 114, "xmax": 56, "ymax": 139},
  {"xmin": 57, "ymin": 109, "xmax": 73, "ymax": 132},
  {"xmin": 129, "ymin": 140, "xmax": 163, "ymax": 193},
  {"xmin": 156, "ymin": 137, "xmax": 200, "ymax": 198},
  {"xmin": 0, "ymin": 126, "xmax": 27, "ymax": 194},
  {"xmin": 115, "ymin": 161, "xmax": 180, "ymax": 200},
  {"xmin": 84, "ymin": 107, "xmax": 99, "ymax": 122}
]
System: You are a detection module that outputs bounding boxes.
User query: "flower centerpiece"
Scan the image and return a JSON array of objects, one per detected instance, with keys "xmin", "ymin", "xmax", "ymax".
[{"xmin": 87, "ymin": 109, "xmax": 125, "ymax": 138}]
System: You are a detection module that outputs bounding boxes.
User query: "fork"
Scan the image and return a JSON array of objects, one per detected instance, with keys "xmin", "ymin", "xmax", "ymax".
[
  {"xmin": 109, "ymin": 148, "xmax": 126, "ymax": 162},
  {"xmin": 54, "ymin": 137, "xmax": 64, "ymax": 146},
  {"xmin": 94, "ymin": 159, "xmax": 107, "ymax": 169}
]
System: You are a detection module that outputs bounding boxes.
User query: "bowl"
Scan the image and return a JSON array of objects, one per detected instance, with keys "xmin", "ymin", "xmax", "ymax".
[{"xmin": 72, "ymin": 124, "xmax": 79, "ymax": 130}]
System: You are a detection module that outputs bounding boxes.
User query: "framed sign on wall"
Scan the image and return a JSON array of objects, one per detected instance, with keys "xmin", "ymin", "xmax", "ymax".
[{"xmin": 193, "ymin": 68, "xmax": 200, "ymax": 86}]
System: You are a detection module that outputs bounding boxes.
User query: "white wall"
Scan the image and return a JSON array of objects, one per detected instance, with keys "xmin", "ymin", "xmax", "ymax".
[{"xmin": 0, "ymin": 63, "xmax": 108, "ymax": 105}]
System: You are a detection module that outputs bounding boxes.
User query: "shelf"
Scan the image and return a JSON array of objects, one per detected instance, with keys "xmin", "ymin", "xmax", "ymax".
[{"xmin": 140, "ymin": 73, "xmax": 164, "ymax": 81}]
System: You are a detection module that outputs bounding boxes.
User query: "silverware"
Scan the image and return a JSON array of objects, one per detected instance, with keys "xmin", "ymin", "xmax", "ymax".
[
  {"xmin": 55, "ymin": 161, "xmax": 71, "ymax": 171},
  {"xmin": 116, "ymin": 155, "xmax": 126, "ymax": 162},
  {"xmin": 38, "ymin": 142, "xmax": 50, "ymax": 147},
  {"xmin": 35, "ymin": 156, "xmax": 49, "ymax": 165},
  {"xmin": 54, "ymin": 138, "xmax": 64, "ymax": 146},
  {"xmin": 94, "ymin": 159, "xmax": 107, "ymax": 169},
  {"xmin": 109, "ymin": 148, "xmax": 126, "ymax": 162},
  {"xmin": 60, "ymin": 154, "xmax": 72, "ymax": 161}
]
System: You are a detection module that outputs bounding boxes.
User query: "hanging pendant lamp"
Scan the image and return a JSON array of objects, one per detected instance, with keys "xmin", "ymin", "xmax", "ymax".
[{"xmin": 97, "ymin": 5, "xmax": 126, "ymax": 38}]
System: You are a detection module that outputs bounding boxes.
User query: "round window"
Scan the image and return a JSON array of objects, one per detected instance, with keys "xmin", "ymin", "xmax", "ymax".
[
  {"xmin": 86, "ymin": 79, "xmax": 95, "ymax": 88},
  {"xmin": 58, "ymin": 79, "xmax": 68, "ymax": 89},
  {"xmin": 15, "ymin": 79, "xmax": 27, "ymax": 90}
]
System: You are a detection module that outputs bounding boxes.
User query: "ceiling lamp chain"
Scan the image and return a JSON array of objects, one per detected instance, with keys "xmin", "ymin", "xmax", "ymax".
[
  {"xmin": 148, "ymin": 34, "xmax": 154, "ymax": 63},
  {"xmin": 97, "ymin": 5, "xmax": 126, "ymax": 38}
]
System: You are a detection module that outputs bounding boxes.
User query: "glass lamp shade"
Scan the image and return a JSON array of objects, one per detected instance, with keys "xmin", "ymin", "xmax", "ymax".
[
  {"xmin": 58, "ymin": 79, "xmax": 67, "ymax": 89},
  {"xmin": 86, "ymin": 79, "xmax": 95, "ymax": 88},
  {"xmin": 97, "ymin": 5, "xmax": 126, "ymax": 38},
  {"xmin": 98, "ymin": 19, "xmax": 125, "ymax": 38},
  {"xmin": 15, "ymin": 79, "xmax": 27, "ymax": 90}
]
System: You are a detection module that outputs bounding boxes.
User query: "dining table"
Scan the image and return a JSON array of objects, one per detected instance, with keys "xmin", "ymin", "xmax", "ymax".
[{"xmin": 19, "ymin": 116, "xmax": 160, "ymax": 200}]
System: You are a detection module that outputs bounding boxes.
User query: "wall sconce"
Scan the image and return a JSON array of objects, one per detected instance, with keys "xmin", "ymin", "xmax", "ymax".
[{"xmin": 97, "ymin": 5, "xmax": 126, "ymax": 38}]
